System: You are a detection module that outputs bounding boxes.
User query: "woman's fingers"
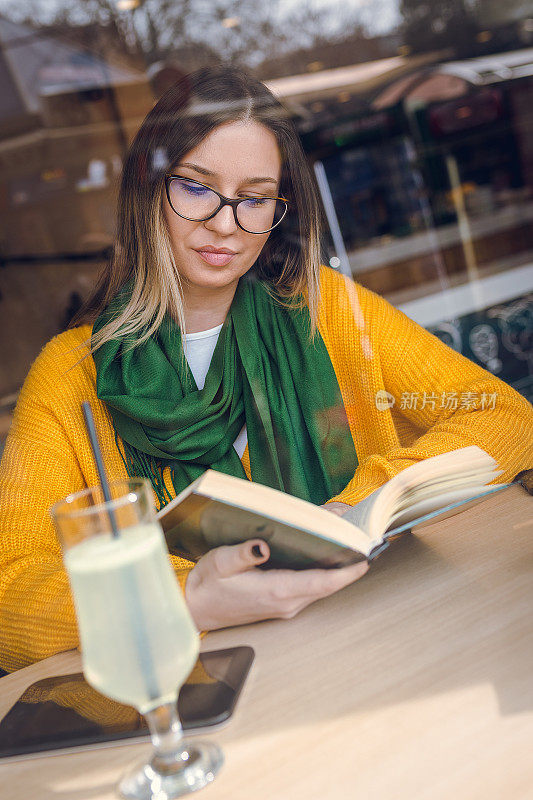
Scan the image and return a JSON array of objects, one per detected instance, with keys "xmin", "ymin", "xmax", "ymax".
[
  {"xmin": 269, "ymin": 559, "xmax": 369, "ymax": 602},
  {"xmin": 186, "ymin": 544, "xmax": 368, "ymax": 631},
  {"xmin": 310, "ymin": 559, "xmax": 369, "ymax": 597},
  {"xmin": 321, "ymin": 501, "xmax": 351, "ymax": 517},
  {"xmin": 203, "ymin": 539, "xmax": 270, "ymax": 578},
  {"xmin": 261, "ymin": 561, "xmax": 369, "ymax": 620}
]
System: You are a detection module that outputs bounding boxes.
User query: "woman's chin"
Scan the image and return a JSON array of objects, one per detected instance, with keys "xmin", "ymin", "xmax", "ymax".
[{"xmin": 179, "ymin": 266, "xmax": 246, "ymax": 293}]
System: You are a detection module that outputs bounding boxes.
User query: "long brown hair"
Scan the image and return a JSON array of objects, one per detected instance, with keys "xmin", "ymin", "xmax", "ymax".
[{"xmin": 75, "ymin": 66, "xmax": 324, "ymax": 350}]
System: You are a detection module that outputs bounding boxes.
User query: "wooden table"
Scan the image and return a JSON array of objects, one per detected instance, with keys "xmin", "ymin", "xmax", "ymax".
[{"xmin": 1, "ymin": 485, "xmax": 532, "ymax": 800}]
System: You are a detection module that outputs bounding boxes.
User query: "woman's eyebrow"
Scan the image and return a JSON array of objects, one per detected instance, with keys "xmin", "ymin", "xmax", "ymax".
[{"xmin": 177, "ymin": 162, "xmax": 278, "ymax": 185}]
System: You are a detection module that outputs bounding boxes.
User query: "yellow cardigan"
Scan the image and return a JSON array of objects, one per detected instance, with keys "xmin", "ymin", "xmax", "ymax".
[{"xmin": 1, "ymin": 267, "xmax": 532, "ymax": 671}]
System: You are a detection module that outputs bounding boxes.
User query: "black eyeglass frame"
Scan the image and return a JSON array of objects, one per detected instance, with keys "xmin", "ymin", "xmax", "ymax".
[{"xmin": 164, "ymin": 174, "xmax": 289, "ymax": 234}]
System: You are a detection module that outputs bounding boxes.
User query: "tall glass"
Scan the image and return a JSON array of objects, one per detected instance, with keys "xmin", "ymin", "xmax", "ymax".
[{"xmin": 51, "ymin": 478, "xmax": 223, "ymax": 799}]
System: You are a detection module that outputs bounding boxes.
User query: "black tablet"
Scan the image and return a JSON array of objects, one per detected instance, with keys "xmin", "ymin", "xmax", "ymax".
[{"xmin": 0, "ymin": 646, "xmax": 254, "ymax": 761}]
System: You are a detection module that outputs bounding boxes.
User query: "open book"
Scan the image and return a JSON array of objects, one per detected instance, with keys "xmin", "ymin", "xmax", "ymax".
[{"xmin": 157, "ymin": 446, "xmax": 510, "ymax": 569}]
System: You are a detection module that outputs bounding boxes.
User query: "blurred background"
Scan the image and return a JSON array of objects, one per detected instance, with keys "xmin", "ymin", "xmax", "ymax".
[{"xmin": 1, "ymin": 0, "xmax": 532, "ymax": 450}]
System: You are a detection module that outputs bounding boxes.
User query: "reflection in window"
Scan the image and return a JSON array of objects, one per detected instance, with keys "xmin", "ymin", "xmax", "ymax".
[{"xmin": 0, "ymin": 3, "xmax": 532, "ymax": 414}]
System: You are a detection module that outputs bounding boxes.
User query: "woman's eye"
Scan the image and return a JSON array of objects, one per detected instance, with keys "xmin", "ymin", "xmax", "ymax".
[
  {"xmin": 242, "ymin": 197, "xmax": 270, "ymax": 207},
  {"xmin": 177, "ymin": 180, "xmax": 209, "ymax": 196}
]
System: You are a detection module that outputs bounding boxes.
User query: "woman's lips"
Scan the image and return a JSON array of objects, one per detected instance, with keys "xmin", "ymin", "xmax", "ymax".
[{"xmin": 195, "ymin": 249, "xmax": 236, "ymax": 267}]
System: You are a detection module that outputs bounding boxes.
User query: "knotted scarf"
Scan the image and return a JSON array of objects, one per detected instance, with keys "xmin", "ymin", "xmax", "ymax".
[{"xmin": 93, "ymin": 276, "xmax": 358, "ymax": 508}]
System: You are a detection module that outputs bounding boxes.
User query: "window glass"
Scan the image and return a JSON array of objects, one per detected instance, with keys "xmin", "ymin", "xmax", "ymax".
[{"xmin": 1, "ymin": 1, "xmax": 532, "ymax": 449}]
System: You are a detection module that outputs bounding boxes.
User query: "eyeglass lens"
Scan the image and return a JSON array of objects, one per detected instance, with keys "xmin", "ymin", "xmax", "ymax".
[{"xmin": 167, "ymin": 178, "xmax": 286, "ymax": 233}]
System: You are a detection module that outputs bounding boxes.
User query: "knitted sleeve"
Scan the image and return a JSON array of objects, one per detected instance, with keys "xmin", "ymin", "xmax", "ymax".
[
  {"xmin": 0, "ymin": 334, "xmax": 192, "ymax": 672},
  {"xmin": 321, "ymin": 272, "xmax": 533, "ymax": 506},
  {"xmin": 0, "ymin": 346, "xmax": 83, "ymax": 671}
]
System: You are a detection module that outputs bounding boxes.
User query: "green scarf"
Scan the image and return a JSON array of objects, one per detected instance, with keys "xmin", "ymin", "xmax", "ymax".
[{"xmin": 93, "ymin": 276, "xmax": 358, "ymax": 508}]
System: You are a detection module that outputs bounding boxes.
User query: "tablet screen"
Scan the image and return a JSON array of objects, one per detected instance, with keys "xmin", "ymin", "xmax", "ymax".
[{"xmin": 0, "ymin": 646, "xmax": 254, "ymax": 760}]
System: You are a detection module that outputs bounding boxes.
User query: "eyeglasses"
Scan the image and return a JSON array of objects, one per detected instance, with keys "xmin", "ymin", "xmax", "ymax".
[{"xmin": 164, "ymin": 175, "xmax": 289, "ymax": 234}]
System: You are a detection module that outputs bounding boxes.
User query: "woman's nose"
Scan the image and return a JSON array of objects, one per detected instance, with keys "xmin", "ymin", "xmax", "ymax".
[{"xmin": 203, "ymin": 204, "xmax": 238, "ymax": 234}]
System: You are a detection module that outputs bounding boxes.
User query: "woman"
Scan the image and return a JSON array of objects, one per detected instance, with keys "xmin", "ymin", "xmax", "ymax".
[{"xmin": 0, "ymin": 67, "xmax": 531, "ymax": 673}]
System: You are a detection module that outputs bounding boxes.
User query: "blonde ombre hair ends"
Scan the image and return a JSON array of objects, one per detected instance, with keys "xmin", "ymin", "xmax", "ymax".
[{"xmin": 76, "ymin": 66, "xmax": 324, "ymax": 348}]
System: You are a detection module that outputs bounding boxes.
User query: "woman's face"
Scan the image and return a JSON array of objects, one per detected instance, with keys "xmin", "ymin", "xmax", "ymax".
[{"xmin": 163, "ymin": 120, "xmax": 282, "ymax": 297}]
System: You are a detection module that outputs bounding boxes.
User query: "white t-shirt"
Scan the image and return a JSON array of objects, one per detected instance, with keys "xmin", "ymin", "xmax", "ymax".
[{"xmin": 184, "ymin": 324, "xmax": 248, "ymax": 458}]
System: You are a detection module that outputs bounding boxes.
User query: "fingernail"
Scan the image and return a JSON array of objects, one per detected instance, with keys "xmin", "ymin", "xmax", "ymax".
[{"xmin": 252, "ymin": 544, "xmax": 263, "ymax": 558}]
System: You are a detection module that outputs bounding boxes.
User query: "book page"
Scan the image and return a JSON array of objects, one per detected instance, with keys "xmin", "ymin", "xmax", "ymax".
[
  {"xmin": 387, "ymin": 483, "xmax": 505, "ymax": 528},
  {"xmin": 337, "ymin": 486, "xmax": 385, "ymax": 535},
  {"xmin": 363, "ymin": 446, "xmax": 499, "ymax": 537},
  {"xmin": 385, "ymin": 484, "xmax": 512, "ymax": 537},
  {"xmin": 393, "ymin": 470, "xmax": 502, "ymax": 511}
]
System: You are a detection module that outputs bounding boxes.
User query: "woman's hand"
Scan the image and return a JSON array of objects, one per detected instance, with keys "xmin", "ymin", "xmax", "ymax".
[
  {"xmin": 185, "ymin": 540, "xmax": 369, "ymax": 632},
  {"xmin": 321, "ymin": 501, "xmax": 351, "ymax": 517}
]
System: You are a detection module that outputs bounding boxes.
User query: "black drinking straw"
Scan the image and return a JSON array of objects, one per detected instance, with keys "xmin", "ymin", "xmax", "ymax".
[
  {"xmin": 82, "ymin": 401, "xmax": 120, "ymax": 538},
  {"xmin": 81, "ymin": 400, "xmax": 160, "ymax": 701}
]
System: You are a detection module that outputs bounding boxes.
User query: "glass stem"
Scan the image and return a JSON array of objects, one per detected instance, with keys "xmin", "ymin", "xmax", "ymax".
[{"xmin": 144, "ymin": 702, "xmax": 189, "ymax": 775}]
